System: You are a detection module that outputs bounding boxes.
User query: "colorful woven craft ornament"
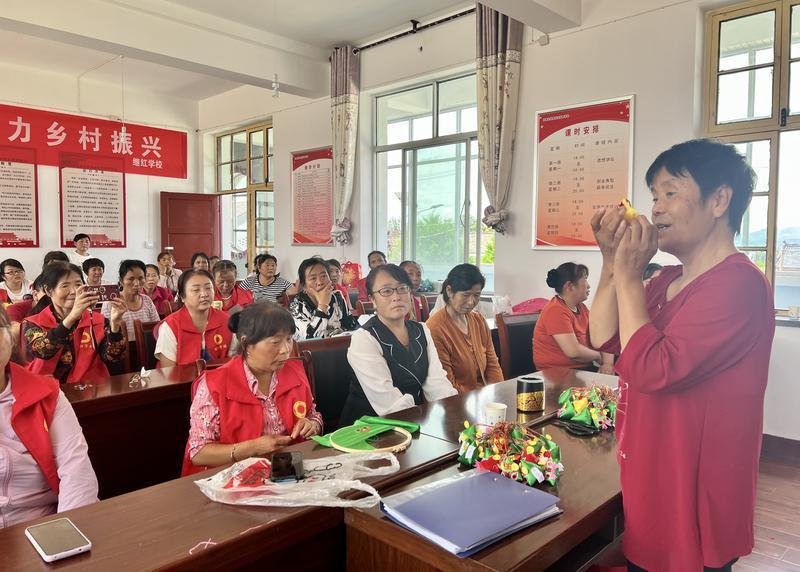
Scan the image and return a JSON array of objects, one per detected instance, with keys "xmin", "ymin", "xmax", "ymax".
[
  {"xmin": 457, "ymin": 421, "xmax": 564, "ymax": 486},
  {"xmin": 557, "ymin": 384, "xmax": 617, "ymax": 430}
]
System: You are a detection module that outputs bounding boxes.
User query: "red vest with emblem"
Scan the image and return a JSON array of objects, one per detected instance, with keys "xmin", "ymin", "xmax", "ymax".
[
  {"xmin": 181, "ymin": 355, "xmax": 314, "ymax": 476},
  {"xmin": 214, "ymin": 286, "xmax": 254, "ymax": 312},
  {"xmin": 9, "ymin": 363, "xmax": 61, "ymax": 494},
  {"xmin": 163, "ymin": 306, "xmax": 232, "ymax": 366},
  {"xmin": 24, "ymin": 306, "xmax": 110, "ymax": 383}
]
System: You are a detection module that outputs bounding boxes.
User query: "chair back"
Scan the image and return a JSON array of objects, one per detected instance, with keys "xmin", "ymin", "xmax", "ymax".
[
  {"xmin": 348, "ymin": 289, "xmax": 359, "ymax": 311},
  {"xmin": 277, "ymin": 292, "xmax": 290, "ymax": 307},
  {"xmin": 419, "ymin": 294, "xmax": 430, "ymax": 322},
  {"xmin": 356, "ymin": 300, "xmax": 375, "ymax": 316},
  {"xmin": 296, "ymin": 336, "xmax": 354, "ymax": 432},
  {"xmin": 133, "ymin": 320, "xmax": 160, "ymax": 371},
  {"xmin": 495, "ymin": 312, "xmax": 540, "ymax": 379}
]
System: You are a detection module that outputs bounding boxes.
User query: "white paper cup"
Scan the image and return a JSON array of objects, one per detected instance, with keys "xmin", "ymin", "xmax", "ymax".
[
  {"xmin": 789, "ymin": 305, "xmax": 800, "ymax": 319},
  {"xmin": 483, "ymin": 402, "xmax": 507, "ymax": 426}
]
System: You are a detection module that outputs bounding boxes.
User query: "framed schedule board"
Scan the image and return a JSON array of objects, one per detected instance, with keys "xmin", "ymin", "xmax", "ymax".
[{"xmin": 533, "ymin": 96, "xmax": 634, "ymax": 249}]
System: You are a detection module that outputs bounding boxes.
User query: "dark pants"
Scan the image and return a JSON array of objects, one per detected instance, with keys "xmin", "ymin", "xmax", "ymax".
[{"xmin": 627, "ymin": 558, "xmax": 737, "ymax": 572}]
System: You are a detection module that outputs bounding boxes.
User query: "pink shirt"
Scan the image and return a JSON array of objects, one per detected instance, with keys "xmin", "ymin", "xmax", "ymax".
[
  {"xmin": 0, "ymin": 380, "xmax": 98, "ymax": 528},
  {"xmin": 187, "ymin": 361, "xmax": 323, "ymax": 460}
]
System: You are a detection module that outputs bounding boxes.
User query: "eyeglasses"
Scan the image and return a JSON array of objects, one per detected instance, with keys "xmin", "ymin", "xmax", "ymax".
[
  {"xmin": 372, "ymin": 285, "xmax": 411, "ymax": 298},
  {"xmin": 3, "ymin": 270, "xmax": 23, "ymax": 277}
]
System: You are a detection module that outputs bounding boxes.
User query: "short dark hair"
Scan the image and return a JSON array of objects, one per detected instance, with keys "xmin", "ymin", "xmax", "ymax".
[
  {"xmin": 441, "ymin": 264, "xmax": 485, "ymax": 303},
  {"xmin": 367, "ymin": 250, "xmax": 387, "ymax": 263},
  {"xmin": 255, "ymin": 253, "xmax": 277, "ymax": 272},
  {"xmin": 73, "ymin": 233, "xmax": 90, "ymax": 243},
  {"xmin": 297, "ymin": 257, "xmax": 328, "ymax": 288},
  {"xmin": 643, "ymin": 263, "xmax": 663, "ymax": 280},
  {"xmin": 399, "ymin": 260, "xmax": 420, "ymax": 271},
  {"xmin": 82, "ymin": 258, "xmax": 105, "ymax": 274},
  {"xmin": 228, "ymin": 301, "xmax": 295, "ymax": 353},
  {"xmin": 39, "ymin": 262, "xmax": 85, "ymax": 293},
  {"xmin": 118, "ymin": 259, "xmax": 146, "ymax": 282},
  {"xmin": 157, "ymin": 251, "xmax": 173, "ymax": 262},
  {"xmin": 366, "ymin": 264, "xmax": 413, "ymax": 295},
  {"xmin": 0, "ymin": 258, "xmax": 24, "ymax": 281},
  {"xmin": 43, "ymin": 251, "xmax": 69, "ymax": 266},
  {"xmin": 190, "ymin": 252, "xmax": 210, "ymax": 267},
  {"xmin": 177, "ymin": 269, "xmax": 213, "ymax": 298},
  {"xmin": 546, "ymin": 262, "xmax": 588, "ymax": 294},
  {"xmin": 145, "ymin": 264, "xmax": 160, "ymax": 275},
  {"xmin": 212, "ymin": 260, "xmax": 237, "ymax": 277},
  {"xmin": 325, "ymin": 258, "xmax": 342, "ymax": 270},
  {"xmin": 645, "ymin": 138, "xmax": 756, "ymax": 233}
]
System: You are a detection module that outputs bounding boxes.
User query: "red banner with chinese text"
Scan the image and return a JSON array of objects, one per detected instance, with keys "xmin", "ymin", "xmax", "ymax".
[{"xmin": 0, "ymin": 103, "xmax": 187, "ymax": 179}]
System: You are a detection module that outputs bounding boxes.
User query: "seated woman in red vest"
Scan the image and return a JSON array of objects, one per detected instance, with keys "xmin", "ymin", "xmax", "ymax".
[
  {"xmin": 213, "ymin": 259, "xmax": 254, "ymax": 313},
  {"xmin": 182, "ymin": 302, "xmax": 322, "ymax": 475},
  {"xmin": 155, "ymin": 269, "xmax": 235, "ymax": 367},
  {"xmin": 23, "ymin": 262, "xmax": 128, "ymax": 384},
  {"xmin": 0, "ymin": 306, "xmax": 99, "ymax": 528}
]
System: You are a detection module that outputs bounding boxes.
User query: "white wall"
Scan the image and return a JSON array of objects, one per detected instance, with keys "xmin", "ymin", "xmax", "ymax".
[
  {"xmin": 0, "ymin": 63, "xmax": 199, "ymax": 278},
  {"xmin": 765, "ymin": 324, "xmax": 800, "ymax": 440}
]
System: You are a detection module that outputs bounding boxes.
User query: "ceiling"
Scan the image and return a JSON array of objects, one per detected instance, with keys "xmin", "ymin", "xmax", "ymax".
[{"xmin": 162, "ymin": 0, "xmax": 472, "ymax": 48}]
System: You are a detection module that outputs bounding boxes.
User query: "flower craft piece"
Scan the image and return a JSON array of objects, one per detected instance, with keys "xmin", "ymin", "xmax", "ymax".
[
  {"xmin": 557, "ymin": 385, "xmax": 617, "ymax": 430},
  {"xmin": 457, "ymin": 421, "xmax": 564, "ymax": 486}
]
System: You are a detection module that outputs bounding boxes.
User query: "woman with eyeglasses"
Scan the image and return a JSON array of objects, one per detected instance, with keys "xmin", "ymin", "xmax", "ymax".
[
  {"xmin": 23, "ymin": 262, "xmax": 128, "ymax": 384},
  {"xmin": 289, "ymin": 257, "xmax": 358, "ymax": 340},
  {"xmin": 426, "ymin": 264, "xmax": 503, "ymax": 393},
  {"xmin": 0, "ymin": 305, "xmax": 98, "ymax": 528},
  {"xmin": 101, "ymin": 260, "xmax": 159, "ymax": 341},
  {"xmin": 339, "ymin": 264, "xmax": 457, "ymax": 426},
  {"xmin": 0, "ymin": 259, "xmax": 31, "ymax": 303}
]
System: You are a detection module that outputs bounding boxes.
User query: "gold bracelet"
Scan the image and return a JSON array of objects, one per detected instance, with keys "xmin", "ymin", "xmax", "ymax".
[{"xmin": 230, "ymin": 444, "xmax": 238, "ymax": 463}]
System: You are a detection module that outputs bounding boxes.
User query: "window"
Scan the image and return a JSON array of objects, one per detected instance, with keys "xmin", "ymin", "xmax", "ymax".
[
  {"xmin": 375, "ymin": 74, "xmax": 495, "ymax": 290},
  {"xmin": 705, "ymin": 0, "xmax": 800, "ymax": 309},
  {"xmin": 215, "ymin": 123, "xmax": 274, "ymax": 270}
]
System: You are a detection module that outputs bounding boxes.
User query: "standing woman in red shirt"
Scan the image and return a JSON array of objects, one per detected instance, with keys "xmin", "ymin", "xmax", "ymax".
[
  {"xmin": 532, "ymin": 262, "xmax": 614, "ymax": 373},
  {"xmin": 590, "ymin": 139, "xmax": 775, "ymax": 571}
]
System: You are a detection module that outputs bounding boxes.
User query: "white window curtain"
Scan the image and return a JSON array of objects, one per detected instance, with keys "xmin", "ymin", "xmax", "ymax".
[{"xmin": 476, "ymin": 4, "xmax": 523, "ymax": 234}]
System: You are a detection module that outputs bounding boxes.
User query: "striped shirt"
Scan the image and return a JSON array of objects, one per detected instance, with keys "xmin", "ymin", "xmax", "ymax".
[{"xmin": 241, "ymin": 275, "xmax": 293, "ymax": 302}]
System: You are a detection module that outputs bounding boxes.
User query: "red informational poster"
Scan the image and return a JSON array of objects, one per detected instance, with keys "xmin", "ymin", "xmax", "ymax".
[
  {"xmin": 533, "ymin": 97, "xmax": 634, "ymax": 249},
  {"xmin": 0, "ymin": 146, "xmax": 38, "ymax": 247},
  {"xmin": 59, "ymin": 154, "xmax": 126, "ymax": 248},
  {"xmin": 291, "ymin": 147, "xmax": 333, "ymax": 245},
  {"xmin": 0, "ymin": 103, "xmax": 187, "ymax": 179}
]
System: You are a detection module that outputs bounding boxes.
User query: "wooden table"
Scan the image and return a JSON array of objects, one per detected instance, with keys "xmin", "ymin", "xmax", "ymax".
[
  {"xmin": 0, "ymin": 434, "xmax": 459, "ymax": 571},
  {"xmin": 389, "ymin": 367, "xmax": 618, "ymax": 443},
  {"xmin": 345, "ymin": 423, "xmax": 622, "ymax": 572},
  {"xmin": 62, "ymin": 364, "xmax": 200, "ymax": 499}
]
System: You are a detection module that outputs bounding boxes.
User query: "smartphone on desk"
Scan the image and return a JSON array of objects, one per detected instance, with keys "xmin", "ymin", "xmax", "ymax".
[{"xmin": 25, "ymin": 517, "xmax": 92, "ymax": 562}]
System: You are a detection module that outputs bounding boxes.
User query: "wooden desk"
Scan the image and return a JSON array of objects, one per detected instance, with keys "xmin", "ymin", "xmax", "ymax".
[
  {"xmin": 345, "ymin": 423, "xmax": 622, "ymax": 571},
  {"xmin": 0, "ymin": 434, "xmax": 458, "ymax": 571},
  {"xmin": 389, "ymin": 368, "xmax": 618, "ymax": 444},
  {"xmin": 62, "ymin": 364, "xmax": 200, "ymax": 499}
]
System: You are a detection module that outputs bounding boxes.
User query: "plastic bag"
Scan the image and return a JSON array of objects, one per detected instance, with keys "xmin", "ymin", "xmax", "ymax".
[{"xmin": 194, "ymin": 452, "xmax": 400, "ymax": 508}]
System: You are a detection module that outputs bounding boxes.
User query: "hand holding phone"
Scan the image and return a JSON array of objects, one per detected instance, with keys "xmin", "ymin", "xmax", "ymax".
[{"xmin": 25, "ymin": 518, "xmax": 92, "ymax": 562}]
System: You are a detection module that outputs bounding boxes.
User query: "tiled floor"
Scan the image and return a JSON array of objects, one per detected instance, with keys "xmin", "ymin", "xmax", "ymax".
[{"xmin": 735, "ymin": 460, "xmax": 800, "ymax": 571}]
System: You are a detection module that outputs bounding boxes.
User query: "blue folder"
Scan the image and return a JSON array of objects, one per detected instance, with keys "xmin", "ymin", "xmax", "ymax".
[{"xmin": 381, "ymin": 470, "xmax": 561, "ymax": 557}]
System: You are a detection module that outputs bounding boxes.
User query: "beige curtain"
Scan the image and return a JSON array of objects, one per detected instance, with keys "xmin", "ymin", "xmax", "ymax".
[
  {"xmin": 476, "ymin": 4, "xmax": 523, "ymax": 234},
  {"xmin": 330, "ymin": 46, "xmax": 360, "ymax": 245}
]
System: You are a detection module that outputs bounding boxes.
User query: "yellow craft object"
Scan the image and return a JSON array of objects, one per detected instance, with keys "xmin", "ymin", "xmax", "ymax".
[
  {"xmin": 573, "ymin": 398, "xmax": 589, "ymax": 415},
  {"xmin": 620, "ymin": 197, "xmax": 638, "ymax": 221}
]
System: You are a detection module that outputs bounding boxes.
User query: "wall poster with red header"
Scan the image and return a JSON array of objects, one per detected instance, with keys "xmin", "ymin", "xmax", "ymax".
[
  {"xmin": 533, "ymin": 96, "xmax": 634, "ymax": 249},
  {"xmin": 60, "ymin": 154, "xmax": 126, "ymax": 248},
  {"xmin": 0, "ymin": 146, "xmax": 38, "ymax": 247},
  {"xmin": 291, "ymin": 147, "xmax": 333, "ymax": 245}
]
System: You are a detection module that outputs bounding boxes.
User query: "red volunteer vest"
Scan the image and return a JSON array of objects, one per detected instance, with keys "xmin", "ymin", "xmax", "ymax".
[
  {"xmin": 214, "ymin": 286, "xmax": 254, "ymax": 312},
  {"xmin": 163, "ymin": 306, "xmax": 233, "ymax": 366},
  {"xmin": 9, "ymin": 363, "xmax": 61, "ymax": 494},
  {"xmin": 181, "ymin": 356, "xmax": 315, "ymax": 476},
  {"xmin": 24, "ymin": 306, "xmax": 110, "ymax": 383}
]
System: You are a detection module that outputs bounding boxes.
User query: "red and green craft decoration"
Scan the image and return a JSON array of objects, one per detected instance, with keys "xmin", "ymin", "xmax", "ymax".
[
  {"xmin": 557, "ymin": 385, "xmax": 617, "ymax": 430},
  {"xmin": 457, "ymin": 421, "xmax": 564, "ymax": 486}
]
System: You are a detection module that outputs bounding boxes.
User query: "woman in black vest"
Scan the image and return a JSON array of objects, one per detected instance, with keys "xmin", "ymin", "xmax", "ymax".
[{"xmin": 340, "ymin": 264, "xmax": 456, "ymax": 425}]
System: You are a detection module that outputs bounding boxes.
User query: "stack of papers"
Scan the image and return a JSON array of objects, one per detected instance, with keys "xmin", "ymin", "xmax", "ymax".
[{"xmin": 381, "ymin": 470, "xmax": 561, "ymax": 557}]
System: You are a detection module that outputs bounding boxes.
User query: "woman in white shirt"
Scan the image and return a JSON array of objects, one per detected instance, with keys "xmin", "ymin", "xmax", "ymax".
[
  {"xmin": 0, "ymin": 259, "xmax": 31, "ymax": 303},
  {"xmin": 340, "ymin": 264, "xmax": 457, "ymax": 426}
]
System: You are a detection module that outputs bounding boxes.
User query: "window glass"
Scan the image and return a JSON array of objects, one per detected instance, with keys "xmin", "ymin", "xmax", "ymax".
[
  {"xmin": 775, "ymin": 129, "xmax": 800, "ymax": 308},
  {"xmin": 376, "ymin": 85, "xmax": 434, "ymax": 146}
]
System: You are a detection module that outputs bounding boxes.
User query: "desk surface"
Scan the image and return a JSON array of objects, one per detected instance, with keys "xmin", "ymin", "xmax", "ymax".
[
  {"xmin": 389, "ymin": 367, "xmax": 618, "ymax": 443},
  {"xmin": 0, "ymin": 434, "xmax": 457, "ymax": 571},
  {"xmin": 346, "ymin": 423, "xmax": 622, "ymax": 572}
]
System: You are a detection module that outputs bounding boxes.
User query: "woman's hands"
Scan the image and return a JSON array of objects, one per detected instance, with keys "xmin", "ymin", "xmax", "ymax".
[
  {"xmin": 62, "ymin": 286, "xmax": 100, "ymax": 328},
  {"xmin": 314, "ymin": 284, "xmax": 333, "ymax": 310},
  {"xmin": 250, "ymin": 434, "xmax": 293, "ymax": 457},
  {"xmin": 614, "ymin": 216, "xmax": 658, "ymax": 283},
  {"xmin": 291, "ymin": 418, "xmax": 320, "ymax": 440},
  {"xmin": 590, "ymin": 206, "xmax": 626, "ymax": 260},
  {"xmin": 107, "ymin": 297, "xmax": 128, "ymax": 333}
]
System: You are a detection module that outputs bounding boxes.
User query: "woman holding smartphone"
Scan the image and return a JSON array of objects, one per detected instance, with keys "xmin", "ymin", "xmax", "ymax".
[
  {"xmin": 23, "ymin": 262, "xmax": 128, "ymax": 384},
  {"xmin": 0, "ymin": 305, "xmax": 98, "ymax": 528}
]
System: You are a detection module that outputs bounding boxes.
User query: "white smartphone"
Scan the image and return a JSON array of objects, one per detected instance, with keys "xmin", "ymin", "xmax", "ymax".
[{"xmin": 25, "ymin": 517, "xmax": 92, "ymax": 562}]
